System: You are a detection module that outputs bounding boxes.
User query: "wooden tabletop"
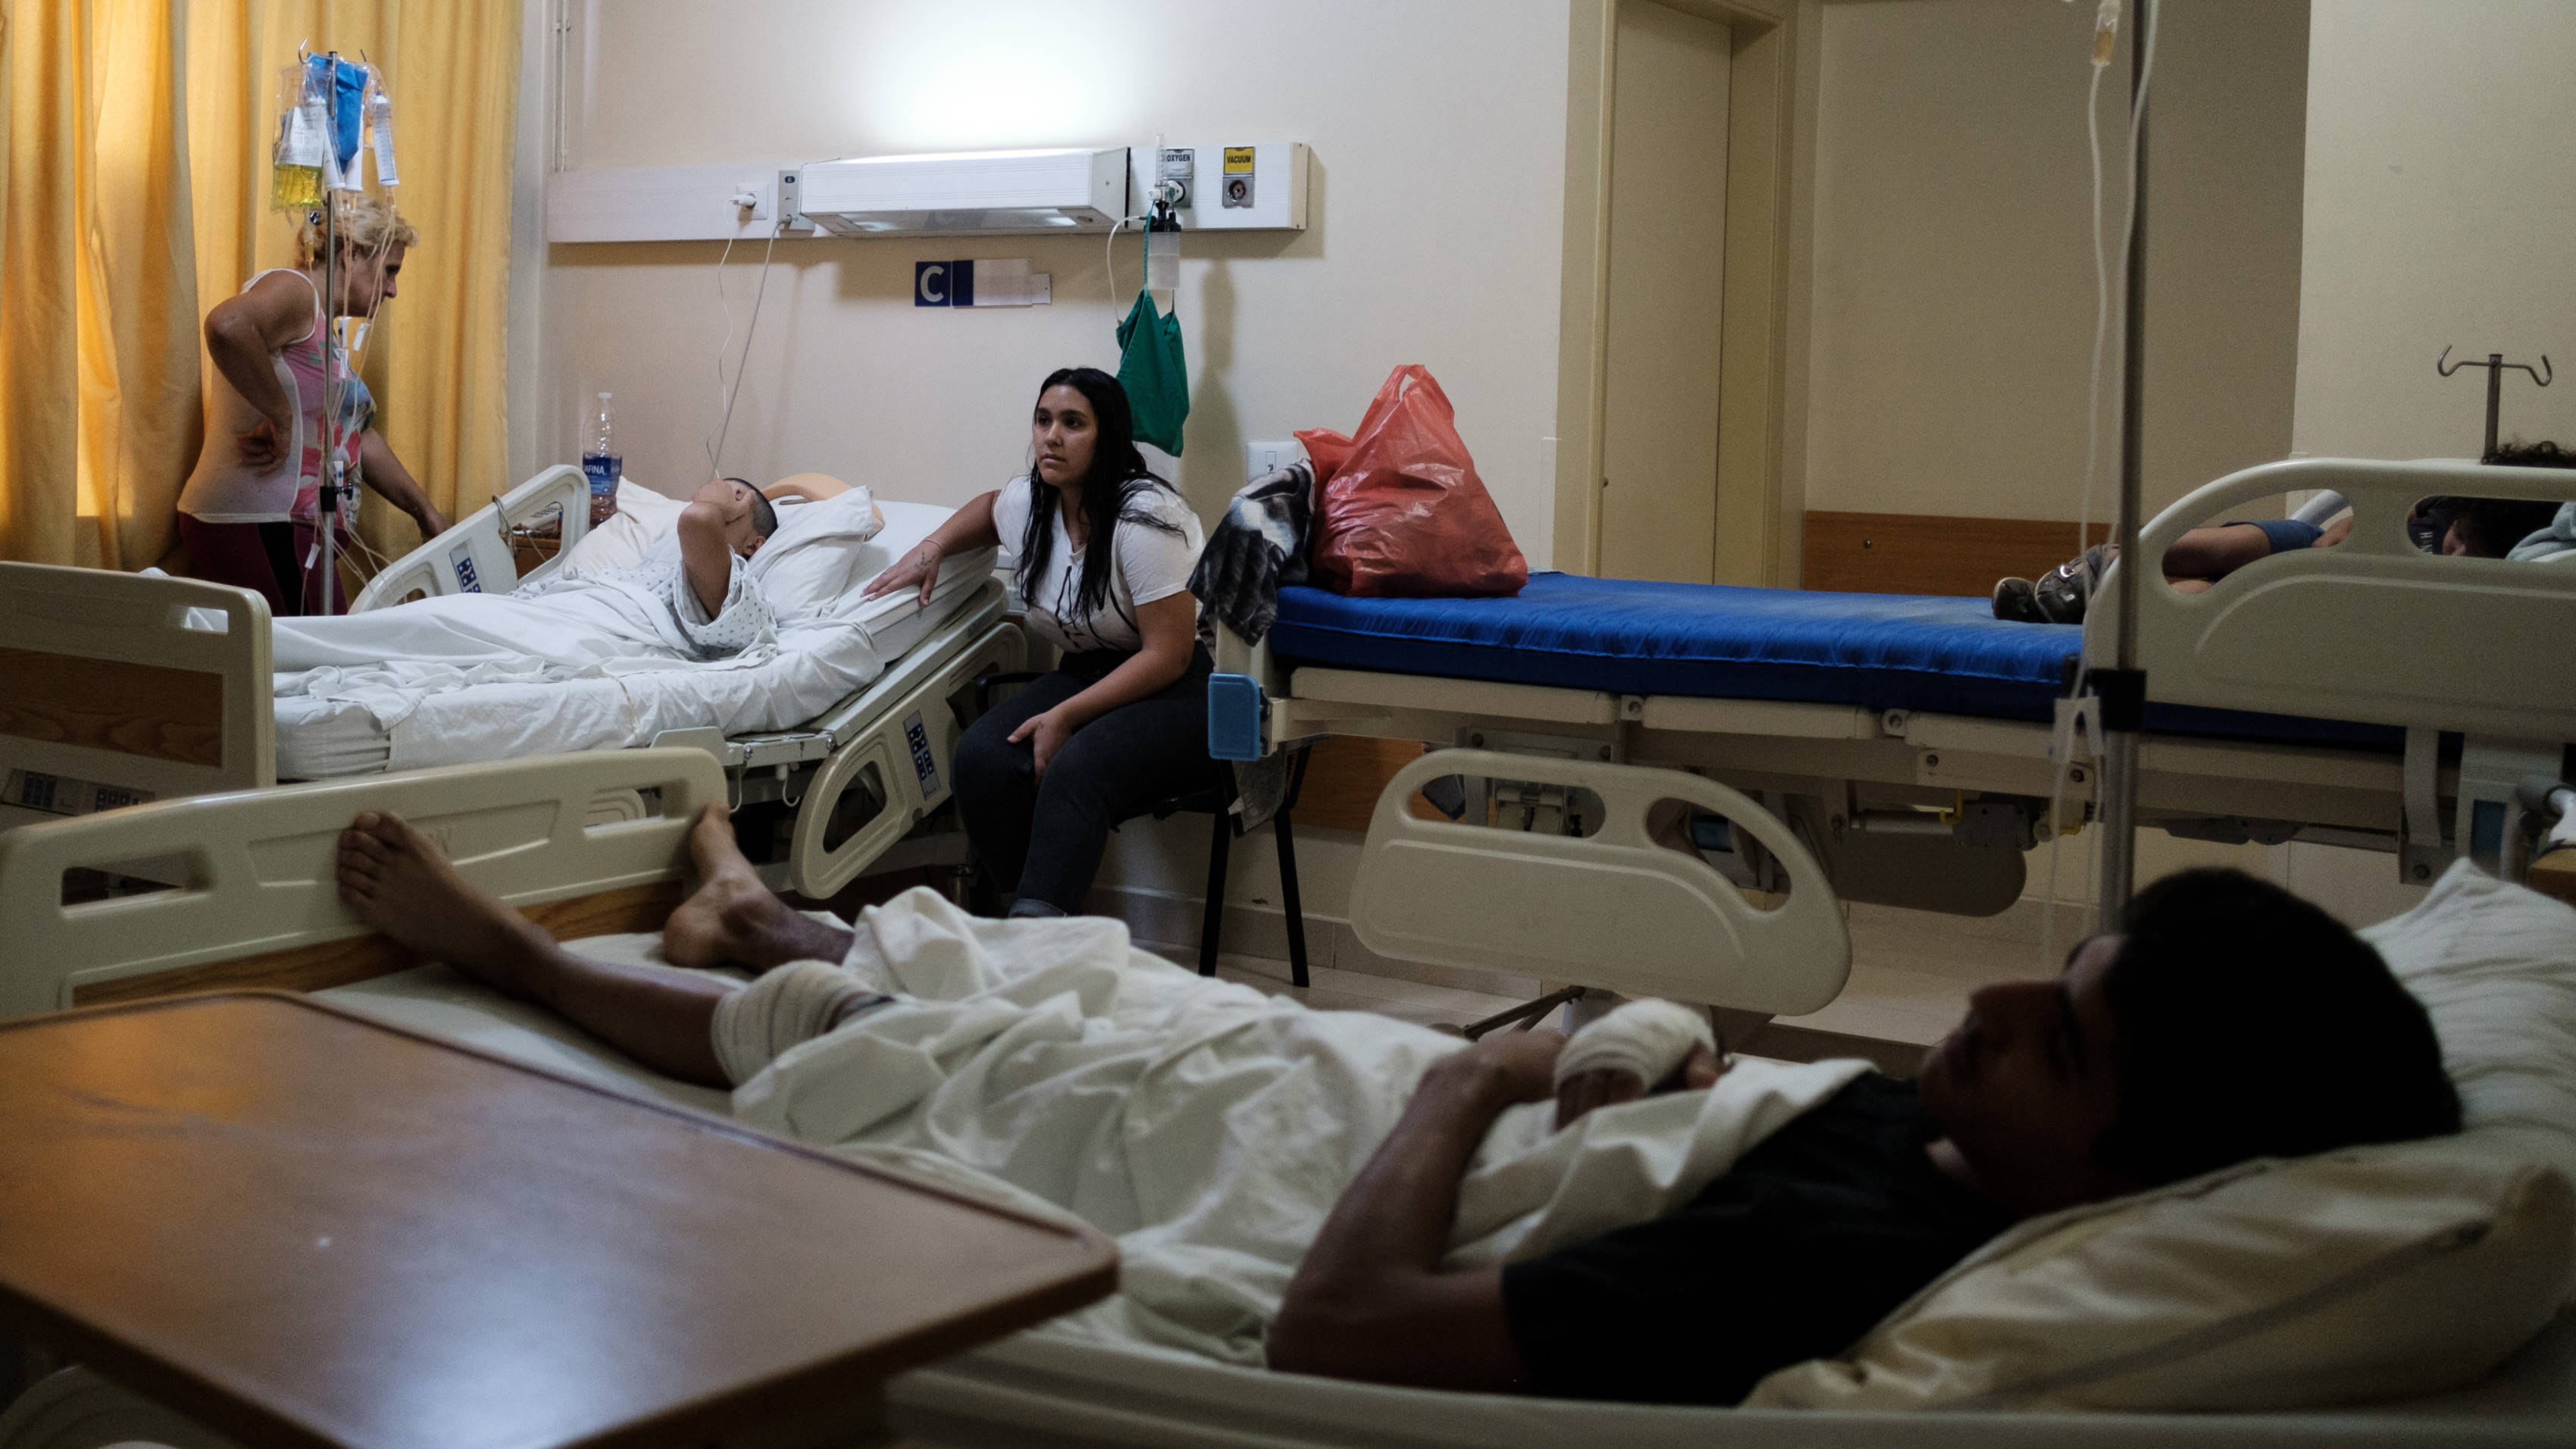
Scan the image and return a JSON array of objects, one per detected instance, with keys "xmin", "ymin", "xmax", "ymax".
[{"xmin": 0, "ymin": 993, "xmax": 1117, "ymax": 1449}]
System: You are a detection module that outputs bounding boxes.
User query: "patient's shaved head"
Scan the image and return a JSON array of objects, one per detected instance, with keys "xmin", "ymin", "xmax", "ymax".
[{"xmin": 729, "ymin": 480, "xmax": 780, "ymax": 541}]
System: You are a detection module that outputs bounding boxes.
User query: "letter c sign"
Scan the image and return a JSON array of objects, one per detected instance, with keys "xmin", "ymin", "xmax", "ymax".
[{"xmin": 914, "ymin": 261, "xmax": 949, "ymax": 307}]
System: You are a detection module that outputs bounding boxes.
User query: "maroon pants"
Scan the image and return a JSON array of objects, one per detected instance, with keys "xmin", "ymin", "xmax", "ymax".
[{"xmin": 178, "ymin": 515, "xmax": 346, "ymax": 615}]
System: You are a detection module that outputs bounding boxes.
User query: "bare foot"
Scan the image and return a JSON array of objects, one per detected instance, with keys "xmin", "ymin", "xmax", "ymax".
[
  {"xmin": 337, "ymin": 812, "xmax": 552, "ymax": 998},
  {"xmin": 662, "ymin": 803, "xmax": 850, "ymax": 972}
]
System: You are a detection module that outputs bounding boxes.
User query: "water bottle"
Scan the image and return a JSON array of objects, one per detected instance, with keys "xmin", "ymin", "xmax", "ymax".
[{"xmin": 581, "ymin": 393, "xmax": 620, "ymax": 526}]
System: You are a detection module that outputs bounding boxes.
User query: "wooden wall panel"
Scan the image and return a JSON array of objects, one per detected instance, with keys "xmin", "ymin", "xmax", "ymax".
[
  {"xmin": 1290, "ymin": 736, "xmax": 1445, "ymax": 835},
  {"xmin": 1802, "ymin": 512, "xmax": 2108, "ymax": 598},
  {"xmin": 0, "ymin": 647, "xmax": 223, "ymax": 766}
]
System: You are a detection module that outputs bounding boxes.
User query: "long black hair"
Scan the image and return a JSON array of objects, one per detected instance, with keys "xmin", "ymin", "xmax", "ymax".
[{"xmin": 1015, "ymin": 367, "xmax": 1183, "ymax": 627}]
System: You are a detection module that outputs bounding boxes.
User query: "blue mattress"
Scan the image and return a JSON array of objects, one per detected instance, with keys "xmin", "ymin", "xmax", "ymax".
[{"xmin": 1266, "ymin": 573, "xmax": 2402, "ymax": 748}]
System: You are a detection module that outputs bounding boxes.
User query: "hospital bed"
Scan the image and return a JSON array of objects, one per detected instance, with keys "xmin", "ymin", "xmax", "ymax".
[
  {"xmin": 0, "ymin": 749, "xmax": 2567, "ymax": 1449},
  {"xmin": 0, "ymin": 466, "xmax": 1027, "ymax": 900},
  {"xmin": 1208, "ymin": 456, "xmax": 2576, "ymax": 1003}
]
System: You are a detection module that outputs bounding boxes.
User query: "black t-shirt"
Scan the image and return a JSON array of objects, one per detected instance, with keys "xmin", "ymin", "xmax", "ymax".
[{"xmin": 1500, "ymin": 1072, "xmax": 2012, "ymax": 1406}]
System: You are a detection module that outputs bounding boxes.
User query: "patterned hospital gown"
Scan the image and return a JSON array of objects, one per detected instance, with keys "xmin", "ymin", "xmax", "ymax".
[{"xmin": 512, "ymin": 531, "xmax": 777, "ymax": 662}]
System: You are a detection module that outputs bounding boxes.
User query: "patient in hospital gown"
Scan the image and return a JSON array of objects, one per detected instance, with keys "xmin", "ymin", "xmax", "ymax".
[
  {"xmin": 271, "ymin": 477, "xmax": 781, "ymax": 685},
  {"xmin": 327, "ymin": 801, "xmax": 2464, "ymax": 1406}
]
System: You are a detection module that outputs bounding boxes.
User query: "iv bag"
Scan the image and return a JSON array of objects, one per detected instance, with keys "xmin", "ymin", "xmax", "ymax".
[
  {"xmin": 315, "ymin": 54, "xmax": 367, "ymax": 192},
  {"xmin": 368, "ymin": 89, "xmax": 399, "ymax": 188},
  {"xmin": 270, "ymin": 64, "xmax": 324, "ymax": 211}
]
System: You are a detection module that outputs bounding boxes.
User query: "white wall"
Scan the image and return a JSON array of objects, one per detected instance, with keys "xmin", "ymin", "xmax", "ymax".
[
  {"xmin": 2292, "ymin": 0, "xmax": 2576, "ymax": 458},
  {"xmin": 512, "ymin": 0, "xmax": 1574, "ymax": 919},
  {"xmin": 520, "ymin": 0, "xmax": 1571, "ymax": 562},
  {"xmin": 1802, "ymin": 0, "xmax": 2308, "ymax": 523}
]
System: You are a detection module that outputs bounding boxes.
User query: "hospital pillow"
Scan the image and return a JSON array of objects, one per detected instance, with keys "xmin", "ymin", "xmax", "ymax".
[
  {"xmin": 560, "ymin": 480, "xmax": 686, "ymax": 574},
  {"xmin": 1746, "ymin": 859, "xmax": 2576, "ymax": 1413},
  {"xmin": 746, "ymin": 485, "xmax": 886, "ymax": 623}
]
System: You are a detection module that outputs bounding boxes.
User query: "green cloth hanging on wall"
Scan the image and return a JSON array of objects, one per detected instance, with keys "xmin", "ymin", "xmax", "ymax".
[{"xmin": 1116, "ymin": 290, "xmax": 1190, "ymax": 455}]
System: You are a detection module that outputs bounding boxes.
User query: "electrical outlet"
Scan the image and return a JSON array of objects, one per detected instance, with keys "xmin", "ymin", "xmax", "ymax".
[{"xmin": 1245, "ymin": 439, "xmax": 1302, "ymax": 481}]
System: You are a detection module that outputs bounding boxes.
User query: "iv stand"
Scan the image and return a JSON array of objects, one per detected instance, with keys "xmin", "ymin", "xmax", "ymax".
[
  {"xmin": 312, "ymin": 53, "xmax": 346, "ymax": 617},
  {"xmin": 2436, "ymin": 347, "xmax": 2554, "ymax": 460},
  {"xmin": 2093, "ymin": 0, "xmax": 2156, "ymax": 923}
]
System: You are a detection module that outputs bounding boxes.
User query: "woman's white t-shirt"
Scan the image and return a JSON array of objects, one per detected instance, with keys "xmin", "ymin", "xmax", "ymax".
[{"xmin": 992, "ymin": 475, "xmax": 1204, "ymax": 655}]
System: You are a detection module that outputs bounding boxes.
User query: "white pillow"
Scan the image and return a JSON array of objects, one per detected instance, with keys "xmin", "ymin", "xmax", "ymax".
[
  {"xmin": 1746, "ymin": 859, "xmax": 2576, "ymax": 1413},
  {"xmin": 746, "ymin": 486, "xmax": 885, "ymax": 622},
  {"xmin": 559, "ymin": 480, "xmax": 686, "ymax": 574},
  {"xmin": 2362, "ymin": 857, "xmax": 2576, "ymax": 1190}
]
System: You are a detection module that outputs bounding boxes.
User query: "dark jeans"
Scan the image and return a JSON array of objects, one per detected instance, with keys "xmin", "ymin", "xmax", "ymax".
[{"xmin": 954, "ymin": 646, "xmax": 1221, "ymax": 913}]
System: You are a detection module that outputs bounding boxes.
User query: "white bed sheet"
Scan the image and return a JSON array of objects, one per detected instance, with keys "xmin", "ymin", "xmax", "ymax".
[
  {"xmin": 277, "ymin": 502, "xmax": 993, "ymax": 778},
  {"xmin": 312, "ymin": 958, "xmax": 2576, "ymax": 1449}
]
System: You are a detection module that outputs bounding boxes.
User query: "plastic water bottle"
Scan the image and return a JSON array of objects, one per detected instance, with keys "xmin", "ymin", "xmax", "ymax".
[{"xmin": 581, "ymin": 393, "xmax": 620, "ymax": 526}]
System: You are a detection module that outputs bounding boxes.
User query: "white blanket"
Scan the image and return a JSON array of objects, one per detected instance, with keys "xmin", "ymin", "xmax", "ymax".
[
  {"xmin": 271, "ymin": 599, "xmax": 868, "ymax": 734},
  {"xmin": 724, "ymin": 888, "xmax": 1869, "ymax": 1366}
]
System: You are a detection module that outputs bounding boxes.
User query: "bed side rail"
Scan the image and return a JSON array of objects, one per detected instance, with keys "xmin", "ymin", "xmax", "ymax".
[
  {"xmin": 1348, "ymin": 749, "xmax": 1852, "ymax": 1015},
  {"xmin": 2088, "ymin": 456, "xmax": 2576, "ymax": 740},
  {"xmin": 787, "ymin": 610, "xmax": 1027, "ymax": 899},
  {"xmin": 352, "ymin": 463, "xmax": 592, "ymax": 612},
  {"xmin": 0, "ymin": 562, "xmax": 273, "ymax": 822},
  {"xmin": 0, "ymin": 746, "xmax": 725, "ymax": 1017}
]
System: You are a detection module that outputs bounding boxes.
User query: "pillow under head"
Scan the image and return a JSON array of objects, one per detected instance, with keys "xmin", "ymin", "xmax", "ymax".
[
  {"xmin": 1746, "ymin": 859, "xmax": 2576, "ymax": 1413},
  {"xmin": 743, "ymin": 486, "xmax": 884, "ymax": 624}
]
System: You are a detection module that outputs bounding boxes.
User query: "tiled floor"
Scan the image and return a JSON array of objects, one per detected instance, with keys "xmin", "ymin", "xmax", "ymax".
[{"xmin": 1136, "ymin": 892, "xmax": 2100, "ymax": 1068}]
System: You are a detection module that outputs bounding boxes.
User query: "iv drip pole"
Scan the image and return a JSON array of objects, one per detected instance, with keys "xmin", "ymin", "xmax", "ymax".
[
  {"xmin": 2093, "ymin": 0, "xmax": 2156, "ymax": 921},
  {"xmin": 313, "ymin": 51, "xmax": 349, "ymax": 617}
]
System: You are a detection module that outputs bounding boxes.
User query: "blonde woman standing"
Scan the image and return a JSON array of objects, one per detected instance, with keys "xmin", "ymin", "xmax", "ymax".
[{"xmin": 177, "ymin": 192, "xmax": 446, "ymax": 614}]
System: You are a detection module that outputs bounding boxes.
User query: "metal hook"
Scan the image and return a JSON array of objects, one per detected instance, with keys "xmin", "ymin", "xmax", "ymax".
[{"xmin": 2437, "ymin": 348, "xmax": 2556, "ymax": 458}]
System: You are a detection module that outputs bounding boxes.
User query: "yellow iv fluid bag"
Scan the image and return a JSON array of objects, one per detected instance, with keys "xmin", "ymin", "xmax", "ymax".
[{"xmin": 270, "ymin": 62, "xmax": 329, "ymax": 211}]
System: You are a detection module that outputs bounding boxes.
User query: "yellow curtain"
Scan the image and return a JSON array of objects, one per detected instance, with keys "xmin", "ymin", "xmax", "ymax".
[{"xmin": 0, "ymin": 0, "xmax": 517, "ymax": 571}]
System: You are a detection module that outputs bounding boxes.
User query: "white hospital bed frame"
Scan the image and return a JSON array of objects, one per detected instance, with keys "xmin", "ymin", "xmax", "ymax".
[
  {"xmin": 0, "ymin": 468, "xmax": 1029, "ymax": 900},
  {"xmin": 0, "ymin": 750, "xmax": 2564, "ymax": 1448},
  {"xmin": 1211, "ymin": 458, "xmax": 2576, "ymax": 965}
]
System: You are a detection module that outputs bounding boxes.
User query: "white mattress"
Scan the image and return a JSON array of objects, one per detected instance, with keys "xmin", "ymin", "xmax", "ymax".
[{"xmin": 277, "ymin": 502, "xmax": 996, "ymax": 779}]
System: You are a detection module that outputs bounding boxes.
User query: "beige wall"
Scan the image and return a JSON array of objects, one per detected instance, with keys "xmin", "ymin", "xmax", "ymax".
[
  {"xmin": 1802, "ymin": 0, "xmax": 2307, "ymax": 524},
  {"xmin": 2293, "ymin": 0, "xmax": 2576, "ymax": 458},
  {"xmin": 515, "ymin": 0, "xmax": 1571, "ymax": 564}
]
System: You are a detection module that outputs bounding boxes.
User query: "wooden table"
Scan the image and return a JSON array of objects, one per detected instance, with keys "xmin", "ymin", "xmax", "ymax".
[{"xmin": 0, "ymin": 993, "xmax": 1117, "ymax": 1449}]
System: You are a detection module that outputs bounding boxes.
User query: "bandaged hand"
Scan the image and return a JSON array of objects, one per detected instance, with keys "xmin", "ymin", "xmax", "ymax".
[
  {"xmin": 862, "ymin": 538, "xmax": 945, "ymax": 606},
  {"xmin": 1552, "ymin": 999, "xmax": 1725, "ymax": 1130},
  {"xmin": 1426, "ymin": 1025, "xmax": 1568, "ymax": 1109}
]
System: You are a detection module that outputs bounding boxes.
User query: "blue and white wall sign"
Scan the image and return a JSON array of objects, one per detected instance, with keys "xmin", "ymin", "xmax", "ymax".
[{"xmin": 912, "ymin": 258, "xmax": 1049, "ymax": 308}]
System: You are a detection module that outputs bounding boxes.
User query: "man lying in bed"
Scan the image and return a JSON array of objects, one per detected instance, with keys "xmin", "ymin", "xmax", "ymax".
[
  {"xmin": 272, "ymin": 477, "xmax": 782, "ymax": 675},
  {"xmin": 331, "ymin": 805, "xmax": 2459, "ymax": 1406},
  {"xmin": 1996, "ymin": 439, "xmax": 2574, "ymax": 624}
]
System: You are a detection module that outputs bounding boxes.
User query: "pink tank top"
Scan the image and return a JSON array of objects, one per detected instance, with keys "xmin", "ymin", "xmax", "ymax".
[{"xmin": 177, "ymin": 269, "xmax": 373, "ymax": 526}]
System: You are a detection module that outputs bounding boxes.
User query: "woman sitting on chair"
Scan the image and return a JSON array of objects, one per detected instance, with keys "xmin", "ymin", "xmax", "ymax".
[{"xmin": 864, "ymin": 367, "xmax": 1211, "ymax": 917}]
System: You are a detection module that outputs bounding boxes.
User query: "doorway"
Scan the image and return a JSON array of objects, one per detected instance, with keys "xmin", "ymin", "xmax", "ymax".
[
  {"xmin": 1555, "ymin": 0, "xmax": 1798, "ymax": 587},
  {"xmin": 1599, "ymin": 1, "xmax": 1731, "ymax": 583}
]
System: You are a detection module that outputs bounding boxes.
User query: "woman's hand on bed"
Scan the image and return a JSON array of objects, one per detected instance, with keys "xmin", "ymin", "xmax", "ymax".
[
  {"xmin": 1552, "ymin": 1045, "xmax": 1726, "ymax": 1131},
  {"xmin": 1008, "ymin": 706, "xmax": 1074, "ymax": 778},
  {"xmin": 862, "ymin": 538, "xmax": 946, "ymax": 607}
]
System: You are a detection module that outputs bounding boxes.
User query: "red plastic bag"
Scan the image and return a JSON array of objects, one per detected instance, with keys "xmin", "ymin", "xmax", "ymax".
[{"xmin": 1296, "ymin": 365, "xmax": 1527, "ymax": 598}]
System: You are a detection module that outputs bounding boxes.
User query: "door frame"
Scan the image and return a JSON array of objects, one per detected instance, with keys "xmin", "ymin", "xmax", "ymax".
[{"xmin": 1554, "ymin": 0, "xmax": 1806, "ymax": 585}]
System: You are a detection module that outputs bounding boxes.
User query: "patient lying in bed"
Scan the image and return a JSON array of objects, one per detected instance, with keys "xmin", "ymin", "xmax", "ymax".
[
  {"xmin": 1996, "ymin": 441, "xmax": 2575, "ymax": 623},
  {"xmin": 273, "ymin": 477, "xmax": 783, "ymax": 677},
  {"xmin": 330, "ymin": 807, "xmax": 2460, "ymax": 1407}
]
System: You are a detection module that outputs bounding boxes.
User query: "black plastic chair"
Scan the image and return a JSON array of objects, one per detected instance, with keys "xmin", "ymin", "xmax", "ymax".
[
  {"xmin": 1114, "ymin": 745, "xmax": 1313, "ymax": 987},
  {"xmin": 971, "ymin": 671, "xmax": 1315, "ymax": 987}
]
